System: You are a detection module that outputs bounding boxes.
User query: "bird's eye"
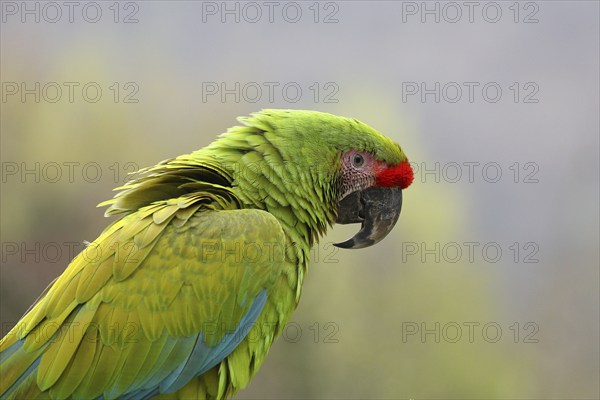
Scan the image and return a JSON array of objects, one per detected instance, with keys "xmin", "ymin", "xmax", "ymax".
[{"xmin": 352, "ymin": 154, "xmax": 365, "ymax": 168}]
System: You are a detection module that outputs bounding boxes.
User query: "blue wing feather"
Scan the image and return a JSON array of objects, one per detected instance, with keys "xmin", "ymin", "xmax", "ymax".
[{"xmin": 121, "ymin": 290, "xmax": 267, "ymax": 399}]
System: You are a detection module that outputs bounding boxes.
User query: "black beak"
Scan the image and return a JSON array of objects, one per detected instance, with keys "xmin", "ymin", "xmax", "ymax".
[{"xmin": 334, "ymin": 186, "xmax": 403, "ymax": 249}]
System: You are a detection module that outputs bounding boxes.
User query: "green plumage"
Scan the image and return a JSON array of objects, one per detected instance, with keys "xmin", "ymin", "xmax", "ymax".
[{"xmin": 0, "ymin": 110, "xmax": 409, "ymax": 399}]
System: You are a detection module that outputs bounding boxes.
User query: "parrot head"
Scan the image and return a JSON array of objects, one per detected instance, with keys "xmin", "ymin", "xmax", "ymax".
[
  {"xmin": 218, "ymin": 109, "xmax": 414, "ymax": 249},
  {"xmin": 334, "ymin": 149, "xmax": 413, "ymax": 249}
]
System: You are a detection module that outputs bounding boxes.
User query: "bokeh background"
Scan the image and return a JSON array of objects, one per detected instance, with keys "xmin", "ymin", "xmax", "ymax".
[{"xmin": 1, "ymin": 1, "xmax": 598, "ymax": 398}]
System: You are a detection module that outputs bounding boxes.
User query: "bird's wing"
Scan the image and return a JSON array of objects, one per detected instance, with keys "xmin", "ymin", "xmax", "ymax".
[{"xmin": 0, "ymin": 194, "xmax": 286, "ymax": 399}]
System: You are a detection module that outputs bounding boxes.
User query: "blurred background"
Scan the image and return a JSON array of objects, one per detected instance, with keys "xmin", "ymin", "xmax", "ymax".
[{"xmin": 1, "ymin": 1, "xmax": 598, "ymax": 398}]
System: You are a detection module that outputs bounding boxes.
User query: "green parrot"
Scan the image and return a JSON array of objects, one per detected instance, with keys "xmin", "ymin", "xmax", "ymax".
[{"xmin": 0, "ymin": 109, "xmax": 414, "ymax": 399}]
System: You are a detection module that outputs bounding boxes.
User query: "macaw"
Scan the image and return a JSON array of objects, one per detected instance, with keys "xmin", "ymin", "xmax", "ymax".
[{"xmin": 0, "ymin": 109, "xmax": 414, "ymax": 399}]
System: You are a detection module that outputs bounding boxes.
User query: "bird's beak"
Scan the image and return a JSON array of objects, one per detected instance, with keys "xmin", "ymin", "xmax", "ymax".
[{"xmin": 334, "ymin": 186, "xmax": 403, "ymax": 249}]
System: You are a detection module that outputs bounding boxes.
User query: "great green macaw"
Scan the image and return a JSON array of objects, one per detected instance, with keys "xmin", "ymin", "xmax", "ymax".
[{"xmin": 0, "ymin": 109, "xmax": 414, "ymax": 399}]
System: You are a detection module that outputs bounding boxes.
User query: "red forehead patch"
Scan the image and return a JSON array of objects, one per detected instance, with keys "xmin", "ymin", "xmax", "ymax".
[{"xmin": 376, "ymin": 161, "xmax": 414, "ymax": 189}]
